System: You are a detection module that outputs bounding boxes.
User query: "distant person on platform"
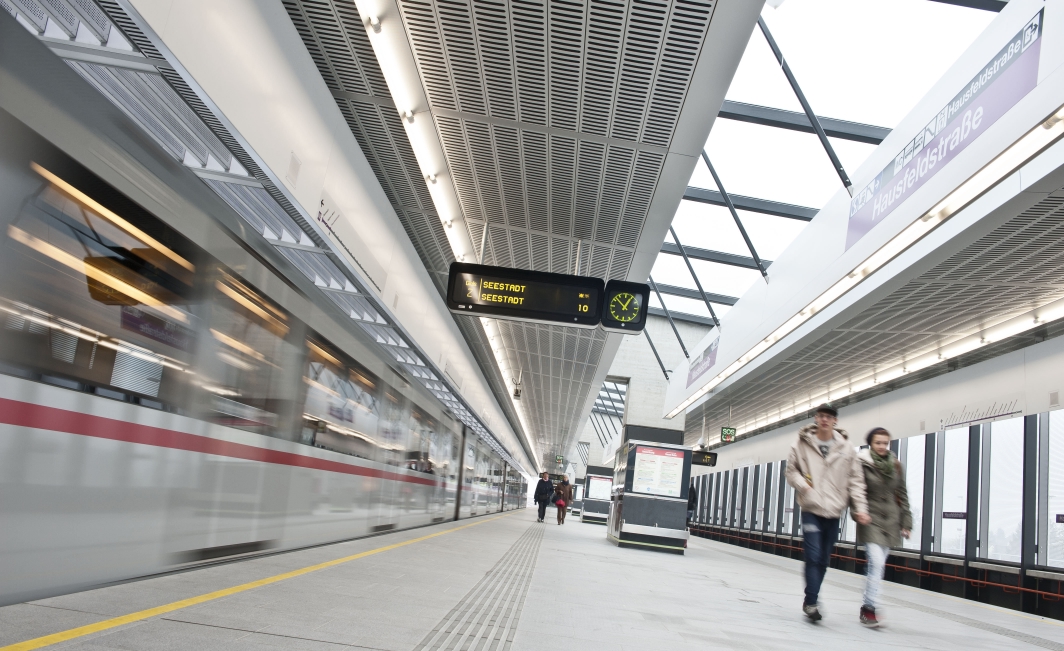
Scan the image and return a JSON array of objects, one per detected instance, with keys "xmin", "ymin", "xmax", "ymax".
[
  {"xmin": 785, "ymin": 404, "xmax": 870, "ymax": 623},
  {"xmin": 856, "ymin": 427, "xmax": 912, "ymax": 628},
  {"xmin": 556, "ymin": 475, "xmax": 574, "ymax": 525},
  {"xmin": 533, "ymin": 472, "xmax": 554, "ymax": 523},
  {"xmin": 687, "ymin": 480, "xmax": 698, "ymax": 524}
]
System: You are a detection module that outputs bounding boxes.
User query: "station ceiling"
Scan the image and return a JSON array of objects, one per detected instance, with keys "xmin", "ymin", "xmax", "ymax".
[{"xmin": 279, "ymin": 0, "xmax": 998, "ymax": 469}]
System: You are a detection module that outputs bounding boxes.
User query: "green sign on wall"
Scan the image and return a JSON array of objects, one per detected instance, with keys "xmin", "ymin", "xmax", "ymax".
[{"xmin": 721, "ymin": 427, "xmax": 736, "ymax": 443}]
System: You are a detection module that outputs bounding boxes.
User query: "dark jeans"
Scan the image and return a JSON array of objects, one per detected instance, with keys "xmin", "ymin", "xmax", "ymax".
[
  {"xmin": 801, "ymin": 512, "xmax": 840, "ymax": 606},
  {"xmin": 537, "ymin": 499, "xmax": 548, "ymax": 520}
]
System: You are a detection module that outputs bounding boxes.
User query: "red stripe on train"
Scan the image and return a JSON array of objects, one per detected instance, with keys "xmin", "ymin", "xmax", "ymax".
[{"xmin": 0, "ymin": 397, "xmax": 440, "ymax": 486}]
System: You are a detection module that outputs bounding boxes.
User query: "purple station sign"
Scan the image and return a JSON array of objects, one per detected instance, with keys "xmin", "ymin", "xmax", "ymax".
[
  {"xmin": 687, "ymin": 336, "xmax": 719, "ymax": 388},
  {"xmin": 846, "ymin": 11, "xmax": 1044, "ymax": 250}
]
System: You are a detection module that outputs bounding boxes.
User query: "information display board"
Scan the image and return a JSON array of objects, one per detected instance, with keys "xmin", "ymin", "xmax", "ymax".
[
  {"xmin": 692, "ymin": 450, "xmax": 718, "ymax": 467},
  {"xmin": 586, "ymin": 475, "xmax": 614, "ymax": 501},
  {"xmin": 631, "ymin": 446, "xmax": 685, "ymax": 498},
  {"xmin": 446, "ymin": 262, "xmax": 603, "ymax": 327}
]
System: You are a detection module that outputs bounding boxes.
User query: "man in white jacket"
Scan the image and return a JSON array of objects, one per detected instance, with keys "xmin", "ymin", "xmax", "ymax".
[{"xmin": 785, "ymin": 404, "xmax": 870, "ymax": 622}]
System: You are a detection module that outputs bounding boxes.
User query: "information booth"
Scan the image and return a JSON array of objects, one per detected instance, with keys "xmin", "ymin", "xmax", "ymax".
[
  {"xmin": 607, "ymin": 434, "xmax": 692, "ymax": 554},
  {"xmin": 581, "ymin": 465, "xmax": 614, "ymax": 524}
]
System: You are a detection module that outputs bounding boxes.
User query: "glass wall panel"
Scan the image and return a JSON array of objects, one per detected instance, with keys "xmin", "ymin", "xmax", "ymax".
[
  {"xmin": 839, "ymin": 507, "xmax": 854, "ymax": 542},
  {"xmin": 902, "ymin": 435, "xmax": 925, "ymax": 550},
  {"xmin": 734, "ymin": 469, "xmax": 745, "ymax": 527},
  {"xmin": 713, "ymin": 473, "xmax": 723, "ymax": 525},
  {"xmin": 1046, "ymin": 412, "xmax": 1064, "ymax": 568},
  {"xmin": 742, "ymin": 467, "xmax": 754, "ymax": 529},
  {"xmin": 753, "ymin": 464, "xmax": 767, "ymax": 530},
  {"xmin": 766, "ymin": 462, "xmax": 778, "ymax": 532},
  {"xmin": 983, "ymin": 418, "xmax": 1024, "ymax": 562},
  {"xmin": 783, "ymin": 481, "xmax": 796, "ymax": 534},
  {"xmin": 935, "ymin": 429, "xmax": 968, "ymax": 555},
  {"xmin": 722, "ymin": 470, "xmax": 732, "ymax": 526}
]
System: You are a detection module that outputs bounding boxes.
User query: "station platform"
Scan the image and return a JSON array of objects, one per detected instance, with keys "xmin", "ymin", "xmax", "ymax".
[{"xmin": 1, "ymin": 513, "xmax": 1061, "ymax": 651}]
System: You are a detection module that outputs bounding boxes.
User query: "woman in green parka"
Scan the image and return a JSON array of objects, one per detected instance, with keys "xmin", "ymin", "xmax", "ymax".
[{"xmin": 856, "ymin": 427, "xmax": 912, "ymax": 628}]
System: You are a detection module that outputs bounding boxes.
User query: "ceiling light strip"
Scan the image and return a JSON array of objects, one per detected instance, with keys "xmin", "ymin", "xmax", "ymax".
[
  {"xmin": 724, "ymin": 295, "xmax": 1064, "ymax": 439},
  {"xmin": 668, "ymin": 102, "xmax": 1064, "ymax": 419},
  {"xmin": 352, "ymin": 0, "xmax": 537, "ymax": 470}
]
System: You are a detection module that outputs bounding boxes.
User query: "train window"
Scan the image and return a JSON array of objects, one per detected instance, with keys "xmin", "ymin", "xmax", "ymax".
[
  {"xmin": 0, "ymin": 159, "xmax": 200, "ymax": 407},
  {"xmin": 302, "ymin": 338, "xmax": 380, "ymax": 460},
  {"xmin": 199, "ymin": 272, "xmax": 301, "ymax": 436}
]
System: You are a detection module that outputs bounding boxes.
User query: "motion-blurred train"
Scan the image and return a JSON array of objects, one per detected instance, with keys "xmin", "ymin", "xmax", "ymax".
[{"xmin": 0, "ymin": 15, "xmax": 525, "ymax": 606}]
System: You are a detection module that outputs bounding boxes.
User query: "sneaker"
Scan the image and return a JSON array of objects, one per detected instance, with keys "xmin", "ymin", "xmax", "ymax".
[
  {"xmin": 803, "ymin": 604, "xmax": 822, "ymax": 622},
  {"xmin": 860, "ymin": 606, "xmax": 879, "ymax": 628}
]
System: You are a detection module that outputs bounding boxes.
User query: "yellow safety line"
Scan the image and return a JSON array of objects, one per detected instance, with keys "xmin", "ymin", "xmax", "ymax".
[{"xmin": 2, "ymin": 512, "xmax": 515, "ymax": 651}]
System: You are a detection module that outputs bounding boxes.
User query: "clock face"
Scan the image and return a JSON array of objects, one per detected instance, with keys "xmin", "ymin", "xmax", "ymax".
[{"xmin": 609, "ymin": 292, "xmax": 641, "ymax": 323}]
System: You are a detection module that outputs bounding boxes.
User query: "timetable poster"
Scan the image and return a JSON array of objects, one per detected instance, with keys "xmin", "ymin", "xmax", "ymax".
[
  {"xmin": 586, "ymin": 475, "xmax": 613, "ymax": 500},
  {"xmin": 632, "ymin": 446, "xmax": 684, "ymax": 497}
]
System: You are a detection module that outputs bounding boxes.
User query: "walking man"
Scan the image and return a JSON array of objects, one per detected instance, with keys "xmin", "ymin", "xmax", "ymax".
[
  {"xmin": 785, "ymin": 404, "xmax": 870, "ymax": 622},
  {"xmin": 533, "ymin": 472, "xmax": 554, "ymax": 523}
]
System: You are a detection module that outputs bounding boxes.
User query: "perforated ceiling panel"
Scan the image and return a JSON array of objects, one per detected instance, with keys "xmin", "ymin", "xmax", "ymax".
[
  {"xmin": 686, "ymin": 192, "xmax": 1064, "ymax": 444},
  {"xmin": 285, "ymin": 0, "xmax": 718, "ymax": 467}
]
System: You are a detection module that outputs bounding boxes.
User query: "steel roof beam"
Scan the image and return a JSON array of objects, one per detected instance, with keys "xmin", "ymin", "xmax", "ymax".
[
  {"xmin": 654, "ymin": 283, "xmax": 738, "ymax": 306},
  {"xmin": 683, "ymin": 186, "xmax": 817, "ymax": 221},
  {"xmin": 659, "ymin": 242, "xmax": 771, "ymax": 270},
  {"xmin": 927, "ymin": 0, "xmax": 1006, "ymax": 10},
  {"xmin": 719, "ymin": 100, "xmax": 890, "ymax": 145},
  {"xmin": 648, "ymin": 308, "xmax": 715, "ymax": 327}
]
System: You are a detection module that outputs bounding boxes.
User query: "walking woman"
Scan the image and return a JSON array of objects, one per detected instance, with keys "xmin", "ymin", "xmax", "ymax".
[
  {"xmin": 856, "ymin": 427, "xmax": 912, "ymax": 628},
  {"xmin": 556, "ymin": 475, "xmax": 573, "ymax": 524}
]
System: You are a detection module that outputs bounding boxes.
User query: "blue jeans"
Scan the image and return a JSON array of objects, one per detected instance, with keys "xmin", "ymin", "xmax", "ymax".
[{"xmin": 801, "ymin": 512, "xmax": 840, "ymax": 606}]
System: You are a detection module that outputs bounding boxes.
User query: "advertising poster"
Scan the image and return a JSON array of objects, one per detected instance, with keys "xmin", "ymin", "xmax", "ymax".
[
  {"xmin": 586, "ymin": 475, "xmax": 613, "ymax": 501},
  {"xmin": 632, "ymin": 446, "xmax": 684, "ymax": 498}
]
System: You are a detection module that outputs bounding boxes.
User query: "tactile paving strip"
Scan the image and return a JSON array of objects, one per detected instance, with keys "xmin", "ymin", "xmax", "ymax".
[{"xmin": 414, "ymin": 523, "xmax": 544, "ymax": 651}]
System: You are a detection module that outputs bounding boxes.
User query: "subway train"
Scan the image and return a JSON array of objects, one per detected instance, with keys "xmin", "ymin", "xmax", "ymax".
[{"xmin": 0, "ymin": 22, "xmax": 525, "ymax": 607}]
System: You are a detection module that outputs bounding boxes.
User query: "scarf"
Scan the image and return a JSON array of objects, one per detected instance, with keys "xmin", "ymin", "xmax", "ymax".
[{"xmin": 872, "ymin": 450, "xmax": 895, "ymax": 479}]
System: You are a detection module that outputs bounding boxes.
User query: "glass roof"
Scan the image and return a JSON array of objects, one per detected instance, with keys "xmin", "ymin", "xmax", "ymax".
[{"xmin": 650, "ymin": 0, "xmax": 996, "ymax": 329}]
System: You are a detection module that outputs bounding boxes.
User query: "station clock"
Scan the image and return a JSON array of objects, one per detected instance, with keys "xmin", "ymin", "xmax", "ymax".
[{"xmin": 600, "ymin": 280, "xmax": 650, "ymax": 333}]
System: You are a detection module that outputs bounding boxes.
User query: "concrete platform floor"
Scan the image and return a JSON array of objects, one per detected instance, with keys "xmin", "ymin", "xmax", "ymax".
[{"xmin": 1, "ymin": 510, "xmax": 1062, "ymax": 650}]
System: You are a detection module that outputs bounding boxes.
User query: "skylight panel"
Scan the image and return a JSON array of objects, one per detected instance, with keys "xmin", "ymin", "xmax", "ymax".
[
  {"xmin": 761, "ymin": 0, "xmax": 994, "ymax": 128},
  {"xmin": 698, "ymin": 120, "xmax": 843, "ymax": 208}
]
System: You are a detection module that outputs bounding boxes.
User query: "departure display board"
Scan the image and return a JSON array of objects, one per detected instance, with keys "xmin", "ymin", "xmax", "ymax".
[
  {"xmin": 600, "ymin": 279, "xmax": 650, "ymax": 332},
  {"xmin": 692, "ymin": 450, "xmax": 718, "ymax": 467},
  {"xmin": 447, "ymin": 262, "xmax": 603, "ymax": 328}
]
